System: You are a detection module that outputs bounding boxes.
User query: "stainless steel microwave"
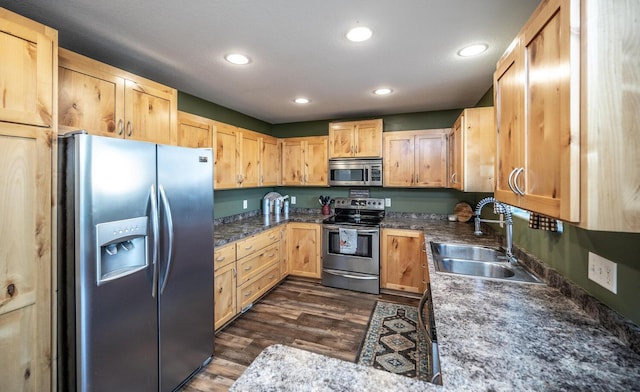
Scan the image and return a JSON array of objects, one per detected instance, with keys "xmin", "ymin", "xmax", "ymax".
[{"xmin": 328, "ymin": 158, "xmax": 383, "ymax": 186}]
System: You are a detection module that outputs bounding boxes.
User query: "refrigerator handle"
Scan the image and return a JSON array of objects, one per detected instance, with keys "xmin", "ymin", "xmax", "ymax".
[
  {"xmin": 159, "ymin": 185, "xmax": 175, "ymax": 294},
  {"xmin": 150, "ymin": 184, "xmax": 160, "ymax": 298}
]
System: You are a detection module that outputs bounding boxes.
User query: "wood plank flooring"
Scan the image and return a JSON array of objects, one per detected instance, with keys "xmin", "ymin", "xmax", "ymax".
[{"xmin": 180, "ymin": 278, "xmax": 420, "ymax": 392}]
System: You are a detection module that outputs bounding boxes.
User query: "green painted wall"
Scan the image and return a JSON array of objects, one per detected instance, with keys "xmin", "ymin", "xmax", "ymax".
[
  {"xmin": 508, "ymin": 218, "xmax": 640, "ymax": 326},
  {"xmin": 178, "ymin": 91, "xmax": 272, "ymax": 134},
  {"xmin": 213, "ymin": 188, "xmax": 273, "ymax": 219}
]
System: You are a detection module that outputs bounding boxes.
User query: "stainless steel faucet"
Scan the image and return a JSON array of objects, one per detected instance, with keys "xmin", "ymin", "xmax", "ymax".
[{"xmin": 474, "ymin": 197, "xmax": 516, "ymax": 264}]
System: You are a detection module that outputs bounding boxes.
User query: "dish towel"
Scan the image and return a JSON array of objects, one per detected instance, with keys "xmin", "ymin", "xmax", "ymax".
[
  {"xmin": 529, "ymin": 212, "xmax": 559, "ymax": 232},
  {"xmin": 339, "ymin": 228, "xmax": 358, "ymax": 254}
]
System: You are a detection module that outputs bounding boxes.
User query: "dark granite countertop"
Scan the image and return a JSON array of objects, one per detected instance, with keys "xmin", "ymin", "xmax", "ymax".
[{"xmin": 223, "ymin": 213, "xmax": 640, "ymax": 391}]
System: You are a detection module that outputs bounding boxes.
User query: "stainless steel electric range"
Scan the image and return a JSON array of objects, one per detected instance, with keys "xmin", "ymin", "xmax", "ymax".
[{"xmin": 321, "ymin": 197, "xmax": 385, "ymax": 294}]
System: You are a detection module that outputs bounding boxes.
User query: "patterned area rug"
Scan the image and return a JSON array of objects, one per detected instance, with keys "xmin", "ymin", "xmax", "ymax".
[{"xmin": 356, "ymin": 301, "xmax": 431, "ymax": 381}]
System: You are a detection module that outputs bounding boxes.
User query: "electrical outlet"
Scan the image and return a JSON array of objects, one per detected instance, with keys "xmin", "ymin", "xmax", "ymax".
[
  {"xmin": 291, "ymin": 196, "xmax": 296, "ymax": 204},
  {"xmin": 588, "ymin": 252, "xmax": 617, "ymax": 293},
  {"xmin": 242, "ymin": 200, "xmax": 247, "ymax": 209},
  {"xmin": 385, "ymin": 198, "xmax": 391, "ymax": 207}
]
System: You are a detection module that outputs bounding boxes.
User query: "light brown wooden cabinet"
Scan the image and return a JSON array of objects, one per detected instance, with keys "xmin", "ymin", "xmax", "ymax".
[
  {"xmin": 447, "ymin": 107, "xmax": 496, "ymax": 192},
  {"xmin": 58, "ymin": 48, "xmax": 178, "ymax": 145},
  {"xmin": 177, "ymin": 111, "xmax": 213, "ymax": 148},
  {"xmin": 380, "ymin": 229, "xmax": 427, "ymax": 294},
  {"xmin": 0, "ymin": 8, "xmax": 56, "ymax": 391},
  {"xmin": 279, "ymin": 225, "xmax": 289, "ymax": 278},
  {"xmin": 213, "ymin": 121, "xmax": 279, "ymax": 189},
  {"xmin": 494, "ymin": 0, "xmax": 580, "ymax": 222},
  {"xmin": 214, "ymin": 227, "xmax": 282, "ymax": 330},
  {"xmin": 213, "ymin": 242, "xmax": 236, "ymax": 330},
  {"xmin": 383, "ymin": 129, "xmax": 448, "ymax": 187},
  {"xmin": 281, "ymin": 136, "xmax": 328, "ymax": 186},
  {"xmin": 261, "ymin": 135, "xmax": 280, "ymax": 187},
  {"xmin": 287, "ymin": 223, "xmax": 322, "ymax": 279},
  {"xmin": 328, "ymin": 119, "xmax": 383, "ymax": 158}
]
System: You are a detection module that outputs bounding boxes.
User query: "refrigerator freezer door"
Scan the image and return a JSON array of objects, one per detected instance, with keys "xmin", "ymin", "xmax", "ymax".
[
  {"xmin": 75, "ymin": 135, "xmax": 159, "ymax": 391},
  {"xmin": 157, "ymin": 145, "xmax": 214, "ymax": 391}
]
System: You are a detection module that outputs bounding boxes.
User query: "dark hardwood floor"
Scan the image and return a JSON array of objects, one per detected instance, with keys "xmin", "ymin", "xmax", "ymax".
[{"xmin": 180, "ymin": 278, "xmax": 420, "ymax": 392}]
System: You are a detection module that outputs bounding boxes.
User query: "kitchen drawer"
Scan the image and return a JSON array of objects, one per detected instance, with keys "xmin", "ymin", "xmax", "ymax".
[
  {"xmin": 214, "ymin": 242, "xmax": 236, "ymax": 270},
  {"xmin": 237, "ymin": 264, "xmax": 280, "ymax": 311},
  {"xmin": 237, "ymin": 243, "xmax": 279, "ymax": 285},
  {"xmin": 236, "ymin": 227, "xmax": 279, "ymax": 259}
]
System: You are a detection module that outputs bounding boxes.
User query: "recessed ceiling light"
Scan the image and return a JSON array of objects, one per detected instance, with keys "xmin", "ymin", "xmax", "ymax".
[
  {"xmin": 373, "ymin": 88, "xmax": 392, "ymax": 96},
  {"xmin": 346, "ymin": 26, "xmax": 373, "ymax": 42},
  {"xmin": 294, "ymin": 98, "xmax": 310, "ymax": 104},
  {"xmin": 457, "ymin": 44, "xmax": 488, "ymax": 57},
  {"xmin": 225, "ymin": 53, "xmax": 250, "ymax": 65}
]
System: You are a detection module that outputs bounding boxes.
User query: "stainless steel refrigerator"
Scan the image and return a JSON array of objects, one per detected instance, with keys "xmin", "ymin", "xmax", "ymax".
[{"xmin": 57, "ymin": 133, "xmax": 214, "ymax": 391}]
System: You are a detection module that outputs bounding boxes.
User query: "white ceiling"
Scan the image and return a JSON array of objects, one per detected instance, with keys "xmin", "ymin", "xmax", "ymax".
[{"xmin": 1, "ymin": 0, "xmax": 540, "ymax": 124}]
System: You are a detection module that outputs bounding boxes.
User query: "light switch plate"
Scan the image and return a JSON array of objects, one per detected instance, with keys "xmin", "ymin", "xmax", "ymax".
[
  {"xmin": 588, "ymin": 252, "xmax": 617, "ymax": 293},
  {"xmin": 385, "ymin": 198, "xmax": 391, "ymax": 207},
  {"xmin": 291, "ymin": 196, "xmax": 296, "ymax": 204},
  {"xmin": 243, "ymin": 200, "xmax": 248, "ymax": 209}
]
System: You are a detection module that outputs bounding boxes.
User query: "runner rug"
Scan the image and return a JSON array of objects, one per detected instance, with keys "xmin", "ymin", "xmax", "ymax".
[{"xmin": 356, "ymin": 300, "xmax": 431, "ymax": 381}]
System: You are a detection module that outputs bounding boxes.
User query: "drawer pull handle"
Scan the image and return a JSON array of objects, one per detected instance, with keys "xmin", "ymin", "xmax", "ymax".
[
  {"xmin": 244, "ymin": 291, "xmax": 252, "ymax": 297},
  {"xmin": 216, "ymin": 256, "xmax": 226, "ymax": 261},
  {"xmin": 244, "ymin": 245, "xmax": 253, "ymax": 250},
  {"xmin": 218, "ymin": 287, "xmax": 223, "ymax": 294},
  {"xmin": 269, "ymin": 275, "xmax": 275, "ymax": 279},
  {"xmin": 244, "ymin": 266, "xmax": 252, "ymax": 271}
]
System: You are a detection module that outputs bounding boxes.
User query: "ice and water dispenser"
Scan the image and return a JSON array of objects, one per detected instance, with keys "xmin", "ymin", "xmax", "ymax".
[{"xmin": 95, "ymin": 216, "xmax": 149, "ymax": 285}]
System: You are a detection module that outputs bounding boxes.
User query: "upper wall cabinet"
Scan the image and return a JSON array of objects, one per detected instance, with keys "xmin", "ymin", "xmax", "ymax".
[
  {"xmin": 494, "ymin": 0, "xmax": 580, "ymax": 222},
  {"xmin": 0, "ymin": 11, "xmax": 55, "ymax": 127},
  {"xmin": 58, "ymin": 48, "xmax": 178, "ymax": 145},
  {"xmin": 383, "ymin": 129, "xmax": 448, "ymax": 188},
  {"xmin": 328, "ymin": 119, "xmax": 382, "ymax": 158},
  {"xmin": 495, "ymin": 0, "xmax": 639, "ymax": 232},
  {"xmin": 281, "ymin": 136, "xmax": 328, "ymax": 186},
  {"xmin": 448, "ymin": 107, "xmax": 496, "ymax": 192},
  {"xmin": 177, "ymin": 111, "xmax": 213, "ymax": 148},
  {"xmin": 213, "ymin": 120, "xmax": 280, "ymax": 189}
]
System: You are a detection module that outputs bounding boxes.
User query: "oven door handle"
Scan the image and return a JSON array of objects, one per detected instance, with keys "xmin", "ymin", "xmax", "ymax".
[
  {"xmin": 323, "ymin": 269, "xmax": 379, "ymax": 280},
  {"xmin": 323, "ymin": 225, "xmax": 379, "ymax": 234}
]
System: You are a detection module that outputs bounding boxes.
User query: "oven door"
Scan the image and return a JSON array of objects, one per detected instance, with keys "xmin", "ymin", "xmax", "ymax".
[{"xmin": 322, "ymin": 224, "xmax": 379, "ymax": 275}]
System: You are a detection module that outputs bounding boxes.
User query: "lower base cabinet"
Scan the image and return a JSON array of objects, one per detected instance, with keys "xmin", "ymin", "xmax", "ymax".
[
  {"xmin": 380, "ymin": 229, "xmax": 428, "ymax": 294},
  {"xmin": 287, "ymin": 223, "xmax": 322, "ymax": 279},
  {"xmin": 213, "ymin": 227, "xmax": 282, "ymax": 330}
]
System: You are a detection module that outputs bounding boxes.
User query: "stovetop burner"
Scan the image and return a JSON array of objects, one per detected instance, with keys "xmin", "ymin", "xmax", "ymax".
[{"xmin": 323, "ymin": 197, "xmax": 385, "ymax": 226}]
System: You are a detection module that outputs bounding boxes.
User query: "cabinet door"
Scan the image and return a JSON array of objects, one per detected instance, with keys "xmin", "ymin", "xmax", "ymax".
[
  {"xmin": 462, "ymin": 107, "xmax": 496, "ymax": 192},
  {"xmin": 354, "ymin": 119, "xmax": 382, "ymax": 157},
  {"xmin": 0, "ymin": 123, "xmax": 52, "ymax": 391},
  {"xmin": 281, "ymin": 139, "xmax": 304, "ymax": 185},
  {"xmin": 261, "ymin": 136, "xmax": 280, "ymax": 186},
  {"xmin": 238, "ymin": 129, "xmax": 260, "ymax": 188},
  {"xmin": 328, "ymin": 123, "xmax": 353, "ymax": 158},
  {"xmin": 177, "ymin": 111, "xmax": 212, "ymax": 148},
  {"xmin": 305, "ymin": 136, "xmax": 328, "ymax": 186},
  {"xmin": 494, "ymin": 42, "xmax": 524, "ymax": 207},
  {"xmin": 287, "ymin": 223, "xmax": 321, "ymax": 279},
  {"xmin": 414, "ymin": 130, "xmax": 447, "ymax": 187},
  {"xmin": 0, "ymin": 17, "xmax": 54, "ymax": 127},
  {"xmin": 380, "ymin": 229, "xmax": 426, "ymax": 294},
  {"xmin": 213, "ymin": 121, "xmax": 239, "ymax": 189},
  {"xmin": 520, "ymin": 0, "xmax": 580, "ymax": 221},
  {"xmin": 448, "ymin": 117, "xmax": 463, "ymax": 190},
  {"xmin": 279, "ymin": 225, "xmax": 289, "ymax": 278},
  {"xmin": 124, "ymin": 79, "xmax": 175, "ymax": 145},
  {"xmin": 214, "ymin": 261, "xmax": 236, "ymax": 330},
  {"xmin": 58, "ymin": 61, "xmax": 125, "ymax": 137},
  {"xmin": 383, "ymin": 132, "xmax": 414, "ymax": 187}
]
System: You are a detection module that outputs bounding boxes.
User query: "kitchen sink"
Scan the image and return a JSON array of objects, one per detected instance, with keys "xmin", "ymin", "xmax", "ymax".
[{"xmin": 430, "ymin": 242, "xmax": 542, "ymax": 284}]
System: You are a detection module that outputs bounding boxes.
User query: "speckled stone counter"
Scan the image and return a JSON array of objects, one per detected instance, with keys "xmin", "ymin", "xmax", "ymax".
[
  {"xmin": 223, "ymin": 214, "xmax": 640, "ymax": 391},
  {"xmin": 213, "ymin": 211, "xmax": 327, "ymax": 247}
]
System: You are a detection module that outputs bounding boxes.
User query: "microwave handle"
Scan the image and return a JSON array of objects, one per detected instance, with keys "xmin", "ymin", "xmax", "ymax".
[{"xmin": 364, "ymin": 166, "xmax": 368, "ymax": 181}]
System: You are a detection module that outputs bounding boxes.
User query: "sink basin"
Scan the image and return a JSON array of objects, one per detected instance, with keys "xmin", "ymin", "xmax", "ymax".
[{"xmin": 430, "ymin": 242, "xmax": 542, "ymax": 284}]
